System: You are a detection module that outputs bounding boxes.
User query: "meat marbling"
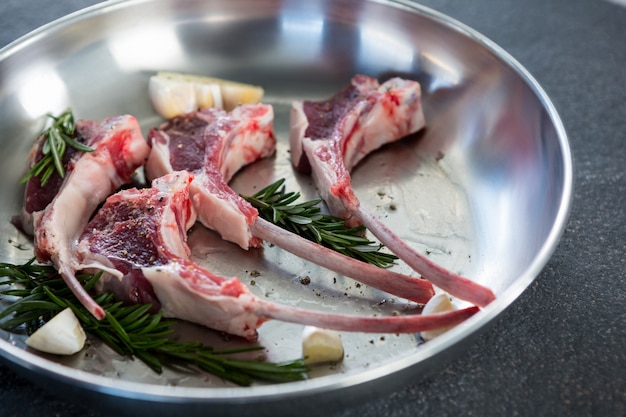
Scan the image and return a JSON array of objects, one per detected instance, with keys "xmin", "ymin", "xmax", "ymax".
[
  {"xmin": 32, "ymin": 115, "xmax": 151, "ymax": 319},
  {"xmin": 79, "ymin": 171, "xmax": 478, "ymax": 340},
  {"xmin": 289, "ymin": 75, "xmax": 496, "ymax": 307},
  {"xmin": 146, "ymin": 104, "xmax": 435, "ymax": 304}
]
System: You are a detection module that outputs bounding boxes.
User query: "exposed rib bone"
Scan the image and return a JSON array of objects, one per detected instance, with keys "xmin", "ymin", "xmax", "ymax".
[
  {"xmin": 143, "ymin": 258, "xmax": 478, "ymax": 340},
  {"xmin": 249, "ymin": 218, "xmax": 434, "ymax": 303},
  {"xmin": 351, "ymin": 203, "xmax": 495, "ymax": 307}
]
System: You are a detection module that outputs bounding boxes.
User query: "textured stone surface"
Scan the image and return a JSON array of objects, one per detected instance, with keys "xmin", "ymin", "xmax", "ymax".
[{"xmin": 1, "ymin": 0, "xmax": 624, "ymax": 416}]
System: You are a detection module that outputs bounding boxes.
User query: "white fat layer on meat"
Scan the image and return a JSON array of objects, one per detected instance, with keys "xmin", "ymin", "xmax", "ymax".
[
  {"xmin": 220, "ymin": 105, "xmax": 275, "ymax": 182},
  {"xmin": 288, "ymin": 100, "xmax": 307, "ymax": 168},
  {"xmin": 153, "ymin": 173, "xmax": 198, "ymax": 248},
  {"xmin": 189, "ymin": 178, "xmax": 254, "ymax": 250},
  {"xmin": 145, "ymin": 135, "xmax": 175, "ymax": 181},
  {"xmin": 142, "ymin": 264, "xmax": 261, "ymax": 340},
  {"xmin": 343, "ymin": 78, "xmax": 425, "ymax": 171}
]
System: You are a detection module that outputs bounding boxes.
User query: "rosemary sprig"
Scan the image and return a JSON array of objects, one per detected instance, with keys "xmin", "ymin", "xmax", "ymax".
[
  {"xmin": 242, "ymin": 179, "xmax": 398, "ymax": 268},
  {"xmin": 20, "ymin": 109, "xmax": 94, "ymax": 186},
  {"xmin": 0, "ymin": 260, "xmax": 308, "ymax": 386}
]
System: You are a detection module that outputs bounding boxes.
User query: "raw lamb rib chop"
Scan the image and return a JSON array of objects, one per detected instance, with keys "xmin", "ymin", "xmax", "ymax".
[
  {"xmin": 79, "ymin": 171, "xmax": 478, "ymax": 340},
  {"xmin": 289, "ymin": 75, "xmax": 496, "ymax": 307},
  {"xmin": 32, "ymin": 115, "xmax": 151, "ymax": 319},
  {"xmin": 76, "ymin": 171, "xmax": 196, "ymax": 310},
  {"xmin": 146, "ymin": 105, "xmax": 435, "ymax": 304}
]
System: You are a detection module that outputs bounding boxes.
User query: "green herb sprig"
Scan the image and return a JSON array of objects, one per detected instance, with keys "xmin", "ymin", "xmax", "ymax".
[
  {"xmin": 0, "ymin": 260, "xmax": 307, "ymax": 386},
  {"xmin": 242, "ymin": 179, "xmax": 398, "ymax": 268},
  {"xmin": 20, "ymin": 109, "xmax": 94, "ymax": 186}
]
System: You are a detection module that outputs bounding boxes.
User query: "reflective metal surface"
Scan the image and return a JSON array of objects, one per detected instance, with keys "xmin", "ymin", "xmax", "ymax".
[{"xmin": 0, "ymin": 0, "xmax": 572, "ymax": 415}]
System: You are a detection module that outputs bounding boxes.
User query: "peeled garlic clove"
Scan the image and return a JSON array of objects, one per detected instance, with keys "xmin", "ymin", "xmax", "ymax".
[
  {"xmin": 26, "ymin": 307, "xmax": 86, "ymax": 355},
  {"xmin": 302, "ymin": 325, "xmax": 344, "ymax": 365},
  {"xmin": 220, "ymin": 82, "xmax": 264, "ymax": 111},
  {"xmin": 149, "ymin": 75, "xmax": 199, "ymax": 120},
  {"xmin": 148, "ymin": 71, "xmax": 264, "ymax": 119},
  {"xmin": 193, "ymin": 82, "xmax": 221, "ymax": 110},
  {"xmin": 420, "ymin": 293, "xmax": 457, "ymax": 341}
]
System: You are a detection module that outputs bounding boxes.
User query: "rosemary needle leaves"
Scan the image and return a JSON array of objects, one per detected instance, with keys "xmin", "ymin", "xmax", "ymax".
[
  {"xmin": 242, "ymin": 179, "xmax": 398, "ymax": 268},
  {"xmin": 0, "ymin": 260, "xmax": 308, "ymax": 386},
  {"xmin": 20, "ymin": 109, "xmax": 95, "ymax": 186}
]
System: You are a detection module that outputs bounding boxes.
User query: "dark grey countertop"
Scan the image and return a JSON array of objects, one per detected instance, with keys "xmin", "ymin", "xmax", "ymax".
[{"xmin": 1, "ymin": 0, "xmax": 624, "ymax": 416}]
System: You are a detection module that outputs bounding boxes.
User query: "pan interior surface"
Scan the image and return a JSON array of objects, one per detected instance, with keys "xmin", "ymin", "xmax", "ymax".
[{"xmin": 0, "ymin": 0, "xmax": 572, "ymax": 411}]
